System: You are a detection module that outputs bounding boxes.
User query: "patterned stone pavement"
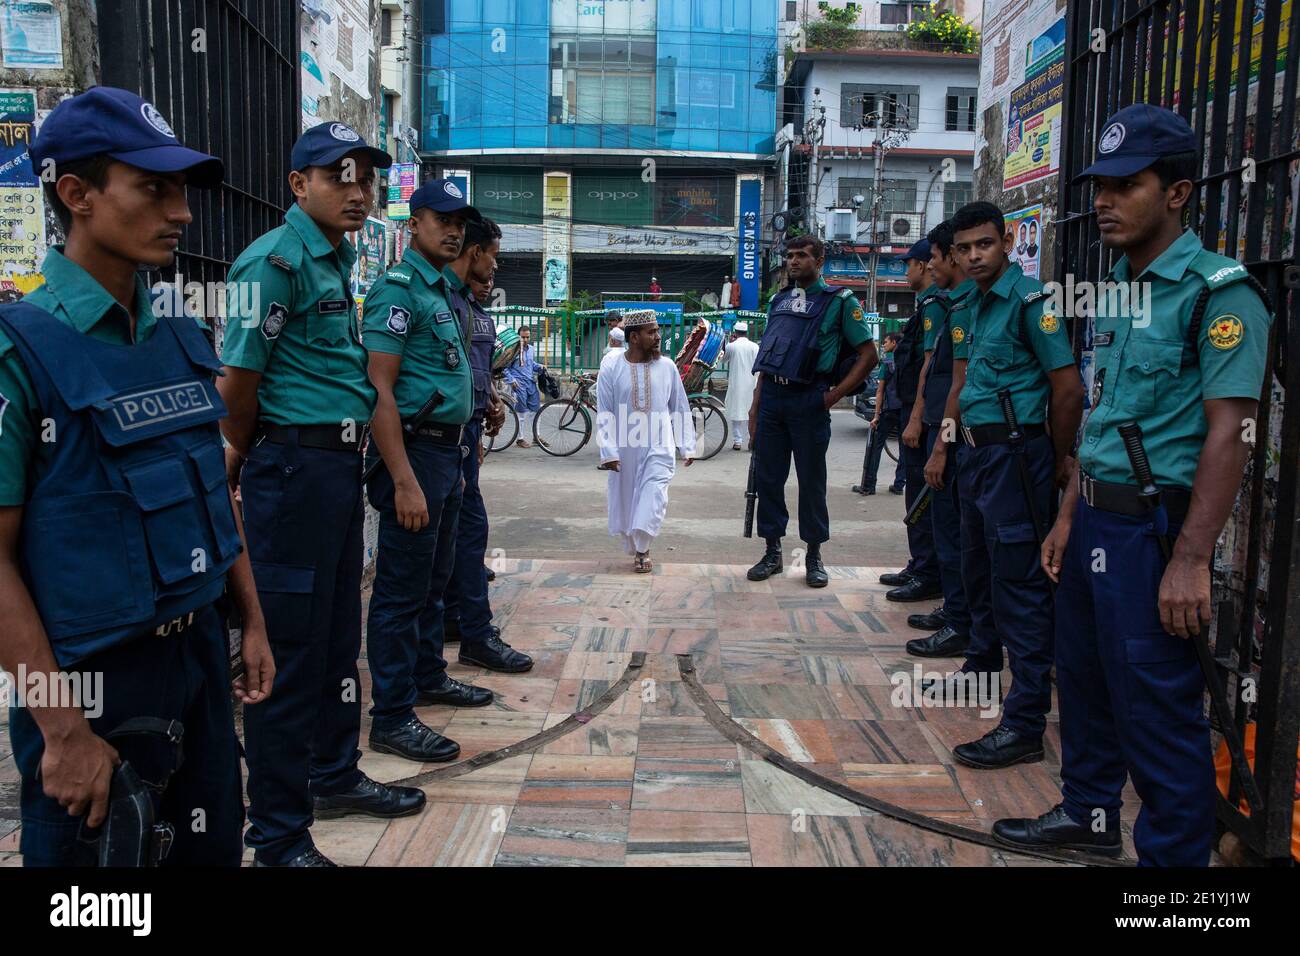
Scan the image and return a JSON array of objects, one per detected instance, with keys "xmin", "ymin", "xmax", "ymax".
[{"xmin": 0, "ymin": 557, "xmax": 1147, "ymax": 867}]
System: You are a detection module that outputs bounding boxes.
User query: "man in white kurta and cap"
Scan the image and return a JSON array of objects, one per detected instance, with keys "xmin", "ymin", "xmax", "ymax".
[
  {"xmin": 722, "ymin": 321, "xmax": 759, "ymax": 450},
  {"xmin": 597, "ymin": 309, "xmax": 696, "ymax": 573}
]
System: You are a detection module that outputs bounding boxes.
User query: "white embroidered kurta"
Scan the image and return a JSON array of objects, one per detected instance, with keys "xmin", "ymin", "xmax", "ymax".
[
  {"xmin": 596, "ymin": 351, "xmax": 696, "ymax": 554},
  {"xmin": 722, "ymin": 336, "xmax": 759, "ymax": 422}
]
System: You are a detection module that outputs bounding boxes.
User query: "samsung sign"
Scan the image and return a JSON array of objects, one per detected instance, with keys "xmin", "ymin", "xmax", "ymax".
[{"xmin": 737, "ymin": 180, "xmax": 760, "ymax": 311}]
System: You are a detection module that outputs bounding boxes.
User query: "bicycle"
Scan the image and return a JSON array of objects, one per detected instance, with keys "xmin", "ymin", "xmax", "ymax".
[
  {"xmin": 686, "ymin": 391, "xmax": 728, "ymax": 461},
  {"xmin": 534, "ymin": 372, "xmax": 597, "ymax": 457},
  {"xmin": 483, "ymin": 372, "xmax": 520, "ymax": 454}
]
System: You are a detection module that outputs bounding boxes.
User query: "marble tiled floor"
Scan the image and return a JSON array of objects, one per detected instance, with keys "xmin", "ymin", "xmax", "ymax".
[{"xmin": 0, "ymin": 558, "xmax": 1146, "ymax": 867}]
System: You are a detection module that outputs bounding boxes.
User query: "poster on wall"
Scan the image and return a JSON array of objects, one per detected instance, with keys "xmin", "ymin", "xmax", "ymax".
[
  {"xmin": 330, "ymin": 0, "xmax": 372, "ymax": 100},
  {"xmin": 1003, "ymin": 57, "xmax": 1063, "ymax": 190},
  {"xmin": 0, "ymin": 89, "xmax": 41, "ymax": 300},
  {"xmin": 1006, "ymin": 204, "xmax": 1043, "ymax": 279},
  {"xmin": 350, "ymin": 217, "xmax": 386, "ymax": 300},
  {"xmin": 543, "ymin": 172, "xmax": 571, "ymax": 303},
  {"xmin": 975, "ymin": 0, "xmax": 1063, "ymax": 165},
  {"xmin": 0, "ymin": 1, "xmax": 63, "ymax": 69},
  {"xmin": 386, "ymin": 163, "xmax": 418, "ymax": 219}
]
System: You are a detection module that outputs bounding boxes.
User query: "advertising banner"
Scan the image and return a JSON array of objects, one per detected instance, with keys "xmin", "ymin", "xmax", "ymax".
[
  {"xmin": 543, "ymin": 172, "xmax": 571, "ymax": 303},
  {"xmin": 737, "ymin": 178, "xmax": 761, "ymax": 312},
  {"xmin": 655, "ymin": 176, "xmax": 734, "ymax": 227},
  {"xmin": 387, "ymin": 163, "xmax": 418, "ymax": 220},
  {"xmin": 1003, "ymin": 57, "xmax": 1063, "ymax": 190},
  {"xmin": 1006, "ymin": 204, "xmax": 1043, "ymax": 279}
]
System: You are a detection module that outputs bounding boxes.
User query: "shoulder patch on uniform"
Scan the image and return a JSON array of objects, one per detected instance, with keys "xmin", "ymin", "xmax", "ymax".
[
  {"xmin": 1039, "ymin": 312, "xmax": 1060, "ymax": 334},
  {"xmin": 1187, "ymin": 250, "xmax": 1250, "ymax": 290},
  {"xmin": 836, "ymin": 288, "xmax": 856, "ymax": 300},
  {"xmin": 385, "ymin": 268, "xmax": 412, "ymax": 286},
  {"xmin": 951, "ymin": 326, "xmax": 966, "ymax": 344},
  {"xmin": 268, "ymin": 254, "xmax": 293, "ymax": 271},
  {"xmin": 851, "ymin": 306, "xmax": 864, "ymax": 321},
  {"xmin": 261, "ymin": 302, "xmax": 288, "ymax": 340},
  {"xmin": 1023, "ymin": 290, "xmax": 1047, "ymax": 304},
  {"xmin": 386, "ymin": 305, "xmax": 411, "ymax": 336},
  {"xmin": 1207, "ymin": 314, "xmax": 1244, "ymax": 350}
]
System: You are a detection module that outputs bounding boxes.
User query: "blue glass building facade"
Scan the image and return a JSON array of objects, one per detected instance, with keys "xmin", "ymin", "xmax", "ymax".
[{"xmin": 422, "ymin": 1, "xmax": 778, "ymax": 155}]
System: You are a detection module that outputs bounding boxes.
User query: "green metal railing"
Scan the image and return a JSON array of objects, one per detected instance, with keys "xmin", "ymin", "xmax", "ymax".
[{"xmin": 487, "ymin": 306, "xmax": 904, "ymax": 376}]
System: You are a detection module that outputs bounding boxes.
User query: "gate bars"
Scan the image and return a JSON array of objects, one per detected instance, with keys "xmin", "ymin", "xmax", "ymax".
[
  {"xmin": 1057, "ymin": 0, "xmax": 1300, "ymax": 862},
  {"xmin": 97, "ymin": 0, "xmax": 301, "ymax": 344}
]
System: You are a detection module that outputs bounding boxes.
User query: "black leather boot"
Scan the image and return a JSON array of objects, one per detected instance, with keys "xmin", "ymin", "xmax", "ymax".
[
  {"xmin": 747, "ymin": 539, "xmax": 783, "ymax": 581},
  {"xmin": 805, "ymin": 546, "xmax": 828, "ymax": 588}
]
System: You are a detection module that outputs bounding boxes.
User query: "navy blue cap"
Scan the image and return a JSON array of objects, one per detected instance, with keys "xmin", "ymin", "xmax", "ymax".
[
  {"xmin": 899, "ymin": 238, "xmax": 932, "ymax": 262},
  {"xmin": 409, "ymin": 178, "xmax": 481, "ymax": 220},
  {"xmin": 1073, "ymin": 104, "xmax": 1198, "ymax": 182},
  {"xmin": 290, "ymin": 122, "xmax": 392, "ymax": 172},
  {"xmin": 29, "ymin": 86, "xmax": 224, "ymax": 188}
]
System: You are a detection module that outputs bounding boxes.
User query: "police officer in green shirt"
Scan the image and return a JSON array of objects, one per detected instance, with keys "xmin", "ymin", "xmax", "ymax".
[
  {"xmin": 0, "ymin": 87, "xmax": 274, "ymax": 866},
  {"xmin": 995, "ymin": 105, "xmax": 1273, "ymax": 864},
  {"xmin": 361, "ymin": 179, "xmax": 496, "ymax": 764},
  {"xmin": 923, "ymin": 201, "xmax": 1084, "ymax": 770},
  {"xmin": 746, "ymin": 235, "xmax": 877, "ymax": 587},
  {"xmin": 218, "ymin": 122, "xmax": 424, "ymax": 868}
]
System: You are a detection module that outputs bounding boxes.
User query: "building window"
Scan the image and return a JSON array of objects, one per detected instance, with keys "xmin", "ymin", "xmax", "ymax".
[
  {"xmin": 551, "ymin": 33, "xmax": 655, "ymax": 125},
  {"xmin": 840, "ymin": 84, "xmax": 919, "ymax": 130},
  {"xmin": 880, "ymin": 178, "xmax": 918, "ymax": 215},
  {"xmin": 837, "ymin": 177, "xmax": 873, "ymax": 220},
  {"xmin": 381, "ymin": 9, "xmax": 393, "ymax": 47},
  {"xmin": 880, "ymin": 2, "xmax": 932, "ymax": 26},
  {"xmin": 946, "ymin": 87, "xmax": 977, "ymax": 131},
  {"xmin": 785, "ymin": 1, "xmax": 798, "ymax": 21},
  {"xmin": 943, "ymin": 181, "xmax": 972, "ymax": 219}
]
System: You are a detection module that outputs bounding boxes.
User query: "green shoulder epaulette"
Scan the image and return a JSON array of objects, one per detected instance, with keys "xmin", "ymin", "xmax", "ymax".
[{"xmin": 384, "ymin": 267, "xmax": 413, "ymax": 286}]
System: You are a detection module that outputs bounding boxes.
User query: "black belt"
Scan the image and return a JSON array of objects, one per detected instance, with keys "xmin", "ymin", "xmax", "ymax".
[
  {"xmin": 769, "ymin": 375, "xmax": 828, "ymax": 389},
  {"xmin": 1079, "ymin": 470, "xmax": 1191, "ymax": 523},
  {"xmin": 407, "ymin": 421, "xmax": 465, "ymax": 447},
  {"xmin": 257, "ymin": 423, "xmax": 366, "ymax": 453},
  {"xmin": 146, "ymin": 609, "xmax": 203, "ymax": 640},
  {"xmin": 959, "ymin": 422, "xmax": 1046, "ymax": 447}
]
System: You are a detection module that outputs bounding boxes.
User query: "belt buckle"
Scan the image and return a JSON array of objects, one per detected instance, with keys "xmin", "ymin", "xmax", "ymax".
[
  {"xmin": 960, "ymin": 425, "xmax": 975, "ymax": 447},
  {"xmin": 155, "ymin": 611, "xmax": 196, "ymax": 638},
  {"xmin": 775, "ymin": 375, "xmax": 790, "ymax": 386}
]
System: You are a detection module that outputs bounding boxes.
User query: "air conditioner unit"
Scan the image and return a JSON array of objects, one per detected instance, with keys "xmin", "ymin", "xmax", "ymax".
[
  {"xmin": 886, "ymin": 212, "xmax": 923, "ymax": 244},
  {"xmin": 895, "ymin": 23, "xmax": 909, "ymax": 32},
  {"xmin": 827, "ymin": 208, "xmax": 857, "ymax": 242}
]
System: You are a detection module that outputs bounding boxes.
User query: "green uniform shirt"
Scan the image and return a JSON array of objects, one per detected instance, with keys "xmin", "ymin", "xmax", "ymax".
[
  {"xmin": 221, "ymin": 203, "xmax": 375, "ymax": 426},
  {"xmin": 917, "ymin": 283, "xmax": 947, "ymax": 352},
  {"xmin": 957, "ymin": 262, "xmax": 1075, "ymax": 427},
  {"xmin": 928, "ymin": 278, "xmax": 976, "ymax": 352},
  {"xmin": 0, "ymin": 247, "xmax": 193, "ymax": 505},
  {"xmin": 800, "ymin": 277, "xmax": 874, "ymax": 375},
  {"xmin": 1078, "ymin": 229, "xmax": 1272, "ymax": 489},
  {"xmin": 360, "ymin": 249, "xmax": 473, "ymax": 425}
]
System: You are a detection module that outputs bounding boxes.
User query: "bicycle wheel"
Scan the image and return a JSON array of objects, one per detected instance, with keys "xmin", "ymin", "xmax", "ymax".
[
  {"xmin": 534, "ymin": 398, "xmax": 592, "ymax": 457},
  {"xmin": 486, "ymin": 405, "xmax": 519, "ymax": 452},
  {"xmin": 689, "ymin": 396, "xmax": 729, "ymax": 461}
]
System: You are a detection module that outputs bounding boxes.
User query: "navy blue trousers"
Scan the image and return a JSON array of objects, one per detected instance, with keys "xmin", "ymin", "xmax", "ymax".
[
  {"xmin": 443, "ymin": 419, "xmax": 494, "ymax": 644},
  {"xmin": 862, "ymin": 407, "xmax": 906, "ymax": 491},
  {"xmin": 11, "ymin": 605, "xmax": 243, "ymax": 866},
  {"xmin": 955, "ymin": 435, "xmax": 1054, "ymax": 736},
  {"xmin": 925, "ymin": 424, "xmax": 970, "ymax": 635},
  {"xmin": 241, "ymin": 438, "xmax": 365, "ymax": 865},
  {"xmin": 901, "ymin": 429, "xmax": 940, "ymax": 587},
  {"xmin": 754, "ymin": 380, "xmax": 831, "ymax": 545},
  {"xmin": 365, "ymin": 437, "xmax": 464, "ymax": 732},
  {"xmin": 1056, "ymin": 499, "xmax": 1213, "ymax": 866}
]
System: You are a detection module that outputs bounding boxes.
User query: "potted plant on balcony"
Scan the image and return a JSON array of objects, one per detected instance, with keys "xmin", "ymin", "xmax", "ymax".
[{"xmin": 905, "ymin": 10, "xmax": 980, "ymax": 54}]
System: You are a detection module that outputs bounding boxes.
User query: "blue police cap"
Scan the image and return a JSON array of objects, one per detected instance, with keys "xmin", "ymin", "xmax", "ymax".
[
  {"xmin": 290, "ymin": 122, "xmax": 392, "ymax": 172},
  {"xmin": 899, "ymin": 238, "xmax": 932, "ymax": 262},
  {"xmin": 410, "ymin": 178, "xmax": 482, "ymax": 220},
  {"xmin": 29, "ymin": 86, "xmax": 224, "ymax": 188},
  {"xmin": 1073, "ymin": 104, "xmax": 1198, "ymax": 182}
]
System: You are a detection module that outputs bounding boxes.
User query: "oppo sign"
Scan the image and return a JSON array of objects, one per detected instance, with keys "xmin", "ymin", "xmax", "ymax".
[
  {"xmin": 484, "ymin": 189, "xmax": 535, "ymax": 200},
  {"xmin": 587, "ymin": 190, "xmax": 640, "ymax": 201}
]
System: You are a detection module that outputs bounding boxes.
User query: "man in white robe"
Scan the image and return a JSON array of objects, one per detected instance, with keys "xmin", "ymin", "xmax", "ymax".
[
  {"xmin": 596, "ymin": 309, "xmax": 696, "ymax": 572},
  {"xmin": 722, "ymin": 321, "xmax": 759, "ymax": 450}
]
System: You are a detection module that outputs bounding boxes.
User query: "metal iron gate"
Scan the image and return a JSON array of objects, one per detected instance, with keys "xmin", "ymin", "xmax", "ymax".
[
  {"xmin": 97, "ymin": 0, "xmax": 300, "ymax": 310},
  {"xmin": 1057, "ymin": 0, "xmax": 1300, "ymax": 862}
]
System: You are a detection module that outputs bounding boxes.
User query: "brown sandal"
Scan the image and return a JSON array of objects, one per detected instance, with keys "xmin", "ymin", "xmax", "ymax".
[{"xmin": 634, "ymin": 552, "xmax": 652, "ymax": 573}]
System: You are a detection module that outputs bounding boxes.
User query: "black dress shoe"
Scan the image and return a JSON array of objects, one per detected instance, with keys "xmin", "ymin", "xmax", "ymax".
[
  {"xmin": 851, "ymin": 483, "xmax": 876, "ymax": 495},
  {"xmin": 443, "ymin": 617, "xmax": 461, "ymax": 644},
  {"xmin": 314, "ymin": 773, "xmax": 428, "ymax": 819},
  {"xmin": 747, "ymin": 546, "xmax": 783, "ymax": 581},
  {"xmin": 416, "ymin": 675, "xmax": 493, "ymax": 707},
  {"xmin": 906, "ymin": 624, "xmax": 970, "ymax": 658},
  {"xmin": 255, "ymin": 846, "xmax": 337, "ymax": 867},
  {"xmin": 907, "ymin": 606, "xmax": 947, "ymax": 630},
  {"xmin": 486, "ymin": 566, "xmax": 496, "ymax": 582},
  {"xmin": 952, "ymin": 725, "xmax": 1044, "ymax": 769},
  {"xmin": 459, "ymin": 631, "xmax": 533, "ymax": 673},
  {"xmin": 879, "ymin": 569, "xmax": 914, "ymax": 587},
  {"xmin": 886, "ymin": 577, "xmax": 943, "ymax": 602},
  {"xmin": 993, "ymin": 805, "xmax": 1122, "ymax": 857},
  {"xmin": 889, "ymin": 482, "xmax": 905, "ymax": 495},
  {"xmin": 918, "ymin": 669, "xmax": 1003, "ymax": 704},
  {"xmin": 368, "ymin": 716, "xmax": 462, "ymax": 763},
  {"xmin": 805, "ymin": 552, "xmax": 828, "ymax": 588}
]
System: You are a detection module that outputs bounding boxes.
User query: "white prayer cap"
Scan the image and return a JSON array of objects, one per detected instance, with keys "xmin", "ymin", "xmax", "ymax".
[
  {"xmin": 734, "ymin": 321, "xmax": 749, "ymax": 332},
  {"xmin": 622, "ymin": 309, "xmax": 658, "ymax": 329},
  {"xmin": 610, "ymin": 327, "xmax": 625, "ymax": 343}
]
